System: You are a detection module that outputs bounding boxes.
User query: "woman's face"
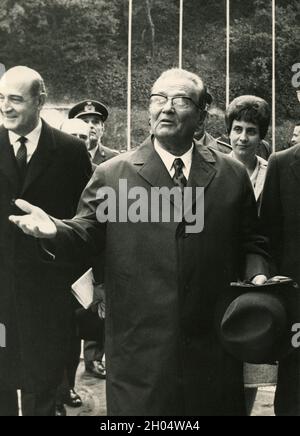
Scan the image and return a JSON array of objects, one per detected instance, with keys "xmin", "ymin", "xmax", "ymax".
[{"xmin": 229, "ymin": 119, "xmax": 261, "ymax": 160}]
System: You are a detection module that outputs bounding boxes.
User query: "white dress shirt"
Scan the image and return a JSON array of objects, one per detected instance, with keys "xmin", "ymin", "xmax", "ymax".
[
  {"xmin": 9, "ymin": 119, "xmax": 43, "ymax": 163},
  {"xmin": 154, "ymin": 138, "xmax": 194, "ymax": 180}
]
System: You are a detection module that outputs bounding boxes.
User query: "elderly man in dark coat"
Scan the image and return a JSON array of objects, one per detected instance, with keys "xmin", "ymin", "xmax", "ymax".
[
  {"xmin": 0, "ymin": 66, "xmax": 91, "ymax": 416},
  {"xmin": 260, "ymin": 144, "xmax": 300, "ymax": 415},
  {"xmin": 10, "ymin": 68, "xmax": 269, "ymax": 416}
]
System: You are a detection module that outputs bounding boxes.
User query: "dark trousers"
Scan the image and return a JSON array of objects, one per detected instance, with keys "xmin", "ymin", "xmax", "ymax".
[
  {"xmin": 0, "ymin": 388, "xmax": 56, "ymax": 416},
  {"xmin": 83, "ymin": 319, "xmax": 105, "ymax": 365},
  {"xmin": 56, "ymin": 307, "xmax": 81, "ymax": 403},
  {"xmin": 0, "ymin": 389, "xmax": 18, "ymax": 416},
  {"xmin": 84, "ymin": 340, "xmax": 104, "ymax": 365}
]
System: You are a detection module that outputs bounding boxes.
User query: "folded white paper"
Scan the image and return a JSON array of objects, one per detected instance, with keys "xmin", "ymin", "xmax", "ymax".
[{"xmin": 71, "ymin": 268, "xmax": 94, "ymax": 309}]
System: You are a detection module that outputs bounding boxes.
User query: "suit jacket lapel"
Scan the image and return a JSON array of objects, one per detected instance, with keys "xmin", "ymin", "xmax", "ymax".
[
  {"xmin": 0, "ymin": 126, "xmax": 19, "ymax": 190},
  {"xmin": 135, "ymin": 136, "xmax": 175, "ymax": 195},
  {"xmin": 20, "ymin": 120, "xmax": 58, "ymax": 196}
]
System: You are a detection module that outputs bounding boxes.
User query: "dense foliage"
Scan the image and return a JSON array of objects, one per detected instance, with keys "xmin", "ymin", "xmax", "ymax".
[{"xmin": 0, "ymin": 0, "xmax": 299, "ymax": 148}]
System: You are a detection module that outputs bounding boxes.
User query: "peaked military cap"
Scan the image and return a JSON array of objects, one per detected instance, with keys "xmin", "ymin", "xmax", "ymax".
[{"xmin": 68, "ymin": 100, "xmax": 108, "ymax": 121}]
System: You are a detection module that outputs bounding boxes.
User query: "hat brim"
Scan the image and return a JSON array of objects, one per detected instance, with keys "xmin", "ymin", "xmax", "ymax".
[
  {"xmin": 216, "ymin": 278, "xmax": 300, "ymax": 364},
  {"xmin": 75, "ymin": 111, "xmax": 106, "ymax": 120}
]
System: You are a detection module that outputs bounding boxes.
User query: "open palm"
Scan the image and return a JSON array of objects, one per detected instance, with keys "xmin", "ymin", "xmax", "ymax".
[{"xmin": 9, "ymin": 199, "xmax": 57, "ymax": 239}]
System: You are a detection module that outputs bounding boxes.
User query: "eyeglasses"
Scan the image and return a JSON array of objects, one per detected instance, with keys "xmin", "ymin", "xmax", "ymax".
[{"xmin": 150, "ymin": 94, "xmax": 200, "ymax": 110}]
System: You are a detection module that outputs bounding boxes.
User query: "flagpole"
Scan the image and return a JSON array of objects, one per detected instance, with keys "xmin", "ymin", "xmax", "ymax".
[
  {"xmin": 179, "ymin": 0, "xmax": 183, "ymax": 68},
  {"xmin": 127, "ymin": 0, "xmax": 133, "ymax": 151},
  {"xmin": 272, "ymin": 0, "xmax": 276, "ymax": 152},
  {"xmin": 226, "ymin": 0, "xmax": 230, "ymax": 108}
]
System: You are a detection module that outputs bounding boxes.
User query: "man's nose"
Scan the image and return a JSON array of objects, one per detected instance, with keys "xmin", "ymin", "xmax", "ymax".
[{"xmin": 162, "ymin": 98, "xmax": 174, "ymax": 112}]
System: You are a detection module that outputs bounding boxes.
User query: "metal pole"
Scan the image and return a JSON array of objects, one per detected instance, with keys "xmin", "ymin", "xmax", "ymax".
[
  {"xmin": 226, "ymin": 0, "xmax": 230, "ymax": 108},
  {"xmin": 272, "ymin": 0, "xmax": 276, "ymax": 152},
  {"xmin": 127, "ymin": 0, "xmax": 133, "ymax": 151},
  {"xmin": 179, "ymin": 0, "xmax": 183, "ymax": 68}
]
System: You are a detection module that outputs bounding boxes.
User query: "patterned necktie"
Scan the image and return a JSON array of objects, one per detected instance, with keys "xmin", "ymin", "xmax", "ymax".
[
  {"xmin": 172, "ymin": 158, "xmax": 187, "ymax": 191},
  {"xmin": 16, "ymin": 136, "xmax": 28, "ymax": 180}
]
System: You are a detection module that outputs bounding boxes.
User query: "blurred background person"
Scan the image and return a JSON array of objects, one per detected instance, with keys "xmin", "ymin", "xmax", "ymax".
[
  {"xmin": 194, "ymin": 91, "xmax": 232, "ymax": 154},
  {"xmin": 60, "ymin": 118, "xmax": 90, "ymax": 144},
  {"xmin": 290, "ymin": 122, "xmax": 300, "ymax": 147}
]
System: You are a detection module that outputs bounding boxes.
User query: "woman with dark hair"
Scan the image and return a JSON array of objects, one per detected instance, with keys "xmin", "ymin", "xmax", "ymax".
[
  {"xmin": 226, "ymin": 95, "xmax": 271, "ymax": 213},
  {"xmin": 226, "ymin": 95, "xmax": 276, "ymax": 415}
]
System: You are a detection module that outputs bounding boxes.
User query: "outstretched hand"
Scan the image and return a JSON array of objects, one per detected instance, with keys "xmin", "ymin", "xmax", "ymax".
[{"xmin": 9, "ymin": 199, "xmax": 57, "ymax": 239}]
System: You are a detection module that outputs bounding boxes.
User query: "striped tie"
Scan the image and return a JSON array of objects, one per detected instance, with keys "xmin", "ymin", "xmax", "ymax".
[
  {"xmin": 172, "ymin": 158, "xmax": 187, "ymax": 191},
  {"xmin": 16, "ymin": 136, "xmax": 28, "ymax": 181}
]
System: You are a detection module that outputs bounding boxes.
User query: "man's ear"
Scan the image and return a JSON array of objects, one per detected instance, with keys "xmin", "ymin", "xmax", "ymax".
[{"xmin": 38, "ymin": 93, "xmax": 46, "ymax": 109}]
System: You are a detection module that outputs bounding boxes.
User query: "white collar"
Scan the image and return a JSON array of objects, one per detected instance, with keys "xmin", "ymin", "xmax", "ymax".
[{"xmin": 154, "ymin": 138, "xmax": 194, "ymax": 179}]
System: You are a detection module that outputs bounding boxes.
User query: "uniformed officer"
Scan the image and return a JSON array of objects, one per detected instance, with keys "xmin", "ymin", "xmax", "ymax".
[
  {"xmin": 69, "ymin": 100, "xmax": 118, "ymax": 166},
  {"xmin": 193, "ymin": 90, "xmax": 232, "ymax": 154}
]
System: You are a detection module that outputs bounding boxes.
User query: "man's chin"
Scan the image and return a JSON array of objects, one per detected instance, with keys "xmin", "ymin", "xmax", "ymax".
[
  {"xmin": 155, "ymin": 127, "xmax": 177, "ymax": 139},
  {"xmin": 2, "ymin": 120, "xmax": 19, "ymax": 132}
]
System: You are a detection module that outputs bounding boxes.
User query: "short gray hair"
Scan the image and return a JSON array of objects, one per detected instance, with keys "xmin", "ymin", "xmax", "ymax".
[{"xmin": 152, "ymin": 68, "xmax": 212, "ymax": 110}]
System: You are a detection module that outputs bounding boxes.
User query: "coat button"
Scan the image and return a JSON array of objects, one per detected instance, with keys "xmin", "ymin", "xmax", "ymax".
[{"xmin": 10, "ymin": 199, "xmax": 16, "ymax": 206}]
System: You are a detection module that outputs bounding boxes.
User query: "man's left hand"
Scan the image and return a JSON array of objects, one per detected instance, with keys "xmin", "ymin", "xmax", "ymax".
[{"xmin": 251, "ymin": 275, "xmax": 268, "ymax": 285}]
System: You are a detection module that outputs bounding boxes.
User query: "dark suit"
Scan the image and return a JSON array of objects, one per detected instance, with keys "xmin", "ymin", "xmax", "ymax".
[
  {"xmin": 0, "ymin": 120, "xmax": 91, "ymax": 415},
  {"xmin": 83, "ymin": 144, "xmax": 118, "ymax": 368},
  {"xmin": 47, "ymin": 136, "xmax": 268, "ymax": 415},
  {"xmin": 260, "ymin": 145, "xmax": 300, "ymax": 415}
]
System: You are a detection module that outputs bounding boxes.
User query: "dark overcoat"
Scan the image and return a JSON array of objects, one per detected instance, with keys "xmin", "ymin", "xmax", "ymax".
[
  {"xmin": 51, "ymin": 136, "xmax": 268, "ymax": 415},
  {"xmin": 0, "ymin": 120, "xmax": 91, "ymax": 392},
  {"xmin": 260, "ymin": 145, "xmax": 300, "ymax": 416}
]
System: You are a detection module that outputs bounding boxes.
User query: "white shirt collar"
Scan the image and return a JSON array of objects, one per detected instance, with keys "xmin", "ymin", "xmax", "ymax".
[
  {"xmin": 153, "ymin": 138, "xmax": 194, "ymax": 179},
  {"xmin": 9, "ymin": 119, "xmax": 43, "ymax": 162},
  {"xmin": 229, "ymin": 151, "xmax": 267, "ymax": 189}
]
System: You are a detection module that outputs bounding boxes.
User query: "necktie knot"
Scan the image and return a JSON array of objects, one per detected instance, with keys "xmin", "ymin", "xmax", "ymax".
[
  {"xmin": 18, "ymin": 136, "xmax": 28, "ymax": 147},
  {"xmin": 173, "ymin": 158, "xmax": 184, "ymax": 174}
]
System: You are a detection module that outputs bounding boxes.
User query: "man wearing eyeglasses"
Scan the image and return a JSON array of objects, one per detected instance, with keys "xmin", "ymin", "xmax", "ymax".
[{"xmin": 9, "ymin": 68, "xmax": 269, "ymax": 416}]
